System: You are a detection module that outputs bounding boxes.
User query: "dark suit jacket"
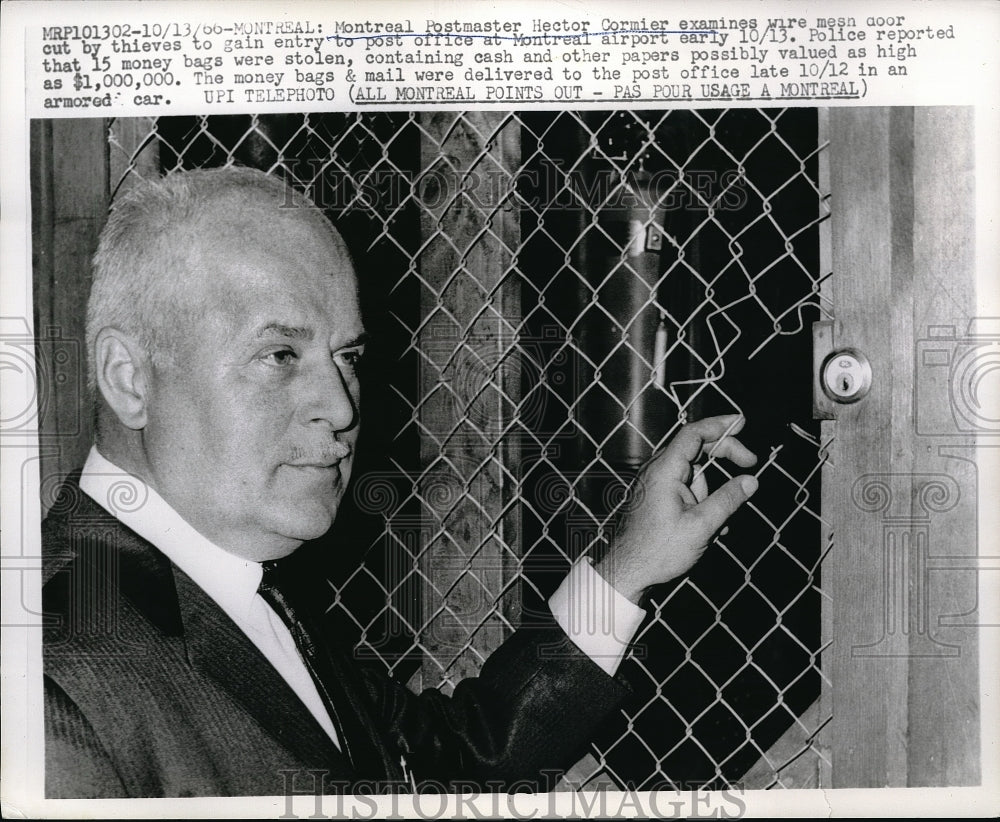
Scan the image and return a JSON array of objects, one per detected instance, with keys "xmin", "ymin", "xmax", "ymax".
[{"xmin": 42, "ymin": 475, "xmax": 631, "ymax": 797}]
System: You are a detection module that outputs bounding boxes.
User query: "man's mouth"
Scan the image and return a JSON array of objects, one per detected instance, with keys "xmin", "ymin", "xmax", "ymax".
[{"xmin": 285, "ymin": 443, "xmax": 352, "ymax": 469}]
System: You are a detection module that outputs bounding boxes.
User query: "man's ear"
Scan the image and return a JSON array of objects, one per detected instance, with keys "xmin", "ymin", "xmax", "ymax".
[{"xmin": 94, "ymin": 328, "xmax": 150, "ymax": 430}]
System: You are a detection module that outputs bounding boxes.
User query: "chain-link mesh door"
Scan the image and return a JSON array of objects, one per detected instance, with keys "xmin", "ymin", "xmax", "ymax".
[{"xmin": 106, "ymin": 108, "xmax": 832, "ymax": 789}]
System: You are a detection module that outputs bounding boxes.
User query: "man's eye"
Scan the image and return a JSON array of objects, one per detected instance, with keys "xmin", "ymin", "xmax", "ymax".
[
  {"xmin": 337, "ymin": 349, "xmax": 364, "ymax": 370},
  {"xmin": 260, "ymin": 348, "xmax": 297, "ymax": 367}
]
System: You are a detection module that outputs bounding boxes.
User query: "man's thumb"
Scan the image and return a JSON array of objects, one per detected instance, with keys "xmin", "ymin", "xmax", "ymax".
[{"xmin": 693, "ymin": 475, "xmax": 757, "ymax": 539}]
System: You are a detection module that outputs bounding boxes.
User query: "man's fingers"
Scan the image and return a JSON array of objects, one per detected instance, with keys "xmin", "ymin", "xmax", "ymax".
[
  {"xmin": 690, "ymin": 474, "xmax": 758, "ymax": 541},
  {"xmin": 690, "ymin": 470, "xmax": 709, "ymax": 503},
  {"xmin": 660, "ymin": 414, "xmax": 745, "ymax": 481},
  {"xmin": 699, "ymin": 435, "xmax": 758, "ymax": 469}
]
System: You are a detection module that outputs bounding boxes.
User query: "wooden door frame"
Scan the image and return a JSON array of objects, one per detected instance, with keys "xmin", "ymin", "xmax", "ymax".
[{"xmin": 822, "ymin": 106, "xmax": 979, "ymax": 787}]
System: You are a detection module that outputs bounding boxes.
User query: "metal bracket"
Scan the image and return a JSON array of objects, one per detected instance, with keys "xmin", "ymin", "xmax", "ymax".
[{"xmin": 813, "ymin": 320, "xmax": 838, "ymax": 420}]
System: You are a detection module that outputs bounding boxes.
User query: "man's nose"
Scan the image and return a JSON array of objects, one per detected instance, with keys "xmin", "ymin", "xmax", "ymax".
[{"xmin": 302, "ymin": 358, "xmax": 358, "ymax": 432}]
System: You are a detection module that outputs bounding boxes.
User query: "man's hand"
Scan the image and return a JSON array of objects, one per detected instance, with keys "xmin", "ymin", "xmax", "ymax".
[{"xmin": 594, "ymin": 415, "xmax": 759, "ymax": 605}]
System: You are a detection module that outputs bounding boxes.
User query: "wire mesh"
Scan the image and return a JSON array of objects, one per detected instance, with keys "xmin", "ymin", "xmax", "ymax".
[{"xmin": 106, "ymin": 108, "xmax": 833, "ymax": 790}]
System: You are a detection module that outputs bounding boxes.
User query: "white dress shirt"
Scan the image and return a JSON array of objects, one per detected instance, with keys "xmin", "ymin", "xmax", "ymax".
[{"xmin": 79, "ymin": 447, "xmax": 644, "ymax": 748}]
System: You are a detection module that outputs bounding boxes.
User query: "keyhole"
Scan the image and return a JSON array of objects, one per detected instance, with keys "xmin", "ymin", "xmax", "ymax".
[{"xmin": 821, "ymin": 348, "xmax": 871, "ymax": 404}]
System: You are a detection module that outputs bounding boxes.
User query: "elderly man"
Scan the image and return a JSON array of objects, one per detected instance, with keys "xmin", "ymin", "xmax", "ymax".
[{"xmin": 42, "ymin": 167, "xmax": 758, "ymax": 797}]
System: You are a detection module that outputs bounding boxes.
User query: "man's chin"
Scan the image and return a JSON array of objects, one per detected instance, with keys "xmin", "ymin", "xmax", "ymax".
[{"xmin": 273, "ymin": 503, "xmax": 338, "ymax": 544}]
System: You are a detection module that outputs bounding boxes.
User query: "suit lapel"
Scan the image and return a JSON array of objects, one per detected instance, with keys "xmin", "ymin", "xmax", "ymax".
[
  {"xmin": 46, "ymin": 476, "xmax": 351, "ymax": 776},
  {"xmin": 174, "ymin": 570, "xmax": 347, "ymax": 773}
]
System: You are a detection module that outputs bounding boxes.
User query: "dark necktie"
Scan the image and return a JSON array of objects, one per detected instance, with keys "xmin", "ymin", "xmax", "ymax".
[{"xmin": 257, "ymin": 559, "xmax": 405, "ymax": 786}]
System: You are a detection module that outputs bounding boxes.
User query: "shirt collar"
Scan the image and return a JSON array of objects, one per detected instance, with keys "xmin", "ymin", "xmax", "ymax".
[{"xmin": 78, "ymin": 446, "xmax": 263, "ymax": 623}]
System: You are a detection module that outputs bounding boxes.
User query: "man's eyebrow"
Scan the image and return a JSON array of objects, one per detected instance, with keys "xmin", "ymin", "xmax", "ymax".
[
  {"xmin": 254, "ymin": 325, "xmax": 369, "ymax": 348},
  {"xmin": 255, "ymin": 323, "xmax": 314, "ymax": 341},
  {"xmin": 340, "ymin": 331, "xmax": 370, "ymax": 349}
]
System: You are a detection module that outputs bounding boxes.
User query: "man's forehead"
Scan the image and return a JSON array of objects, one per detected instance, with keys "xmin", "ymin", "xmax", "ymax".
[
  {"xmin": 173, "ymin": 202, "xmax": 361, "ymax": 331},
  {"xmin": 181, "ymin": 199, "xmax": 356, "ymax": 282},
  {"xmin": 201, "ymin": 299, "xmax": 364, "ymax": 354}
]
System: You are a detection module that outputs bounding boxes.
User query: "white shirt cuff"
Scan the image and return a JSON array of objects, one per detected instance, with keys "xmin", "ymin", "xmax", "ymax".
[{"xmin": 548, "ymin": 556, "xmax": 646, "ymax": 677}]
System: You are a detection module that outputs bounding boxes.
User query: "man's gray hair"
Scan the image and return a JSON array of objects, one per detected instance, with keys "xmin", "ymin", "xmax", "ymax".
[{"xmin": 85, "ymin": 165, "xmax": 338, "ymax": 390}]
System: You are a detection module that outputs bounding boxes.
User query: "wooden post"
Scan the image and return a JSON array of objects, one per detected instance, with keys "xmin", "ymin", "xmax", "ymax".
[
  {"xmin": 30, "ymin": 119, "xmax": 110, "ymax": 513},
  {"xmin": 415, "ymin": 112, "xmax": 522, "ymax": 690},
  {"xmin": 825, "ymin": 107, "xmax": 979, "ymax": 786}
]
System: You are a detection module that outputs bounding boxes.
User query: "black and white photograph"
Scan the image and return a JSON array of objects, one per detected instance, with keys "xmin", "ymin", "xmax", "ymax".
[{"xmin": 2, "ymin": 1, "xmax": 998, "ymax": 818}]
